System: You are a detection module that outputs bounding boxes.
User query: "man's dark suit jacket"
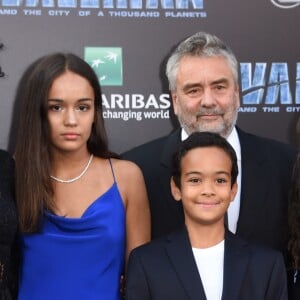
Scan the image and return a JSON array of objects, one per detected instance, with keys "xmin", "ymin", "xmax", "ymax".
[
  {"xmin": 126, "ymin": 227, "xmax": 287, "ymax": 300},
  {"xmin": 122, "ymin": 127, "xmax": 297, "ymax": 253}
]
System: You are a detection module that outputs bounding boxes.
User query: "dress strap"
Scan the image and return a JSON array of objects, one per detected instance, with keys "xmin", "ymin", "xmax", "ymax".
[{"xmin": 108, "ymin": 159, "xmax": 116, "ymax": 183}]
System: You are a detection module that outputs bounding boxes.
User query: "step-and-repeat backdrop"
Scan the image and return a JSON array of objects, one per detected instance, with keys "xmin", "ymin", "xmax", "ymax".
[{"xmin": 0, "ymin": 0, "xmax": 299, "ymax": 153}]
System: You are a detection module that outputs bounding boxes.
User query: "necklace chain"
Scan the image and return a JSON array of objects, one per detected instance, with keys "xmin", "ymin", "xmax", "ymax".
[{"xmin": 50, "ymin": 154, "xmax": 94, "ymax": 184}]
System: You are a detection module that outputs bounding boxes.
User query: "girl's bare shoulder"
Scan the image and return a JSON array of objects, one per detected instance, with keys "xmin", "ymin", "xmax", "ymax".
[{"xmin": 109, "ymin": 158, "xmax": 143, "ymax": 180}]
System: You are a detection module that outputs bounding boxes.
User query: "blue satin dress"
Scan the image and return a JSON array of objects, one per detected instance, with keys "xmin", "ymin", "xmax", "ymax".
[{"xmin": 18, "ymin": 163, "xmax": 126, "ymax": 300}]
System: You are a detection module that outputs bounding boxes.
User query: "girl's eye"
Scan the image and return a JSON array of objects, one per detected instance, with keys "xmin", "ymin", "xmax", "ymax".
[
  {"xmin": 77, "ymin": 105, "xmax": 90, "ymax": 111},
  {"xmin": 49, "ymin": 105, "xmax": 62, "ymax": 111}
]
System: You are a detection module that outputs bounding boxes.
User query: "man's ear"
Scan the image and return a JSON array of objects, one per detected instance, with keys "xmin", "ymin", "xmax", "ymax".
[
  {"xmin": 234, "ymin": 85, "xmax": 241, "ymax": 109},
  {"xmin": 170, "ymin": 176, "xmax": 181, "ymax": 202},
  {"xmin": 171, "ymin": 92, "xmax": 179, "ymax": 116}
]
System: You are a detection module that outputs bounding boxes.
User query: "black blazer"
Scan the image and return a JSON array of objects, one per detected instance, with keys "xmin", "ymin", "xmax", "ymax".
[
  {"xmin": 122, "ymin": 127, "xmax": 297, "ymax": 253},
  {"xmin": 0, "ymin": 150, "xmax": 18, "ymax": 298},
  {"xmin": 126, "ymin": 228, "xmax": 288, "ymax": 300}
]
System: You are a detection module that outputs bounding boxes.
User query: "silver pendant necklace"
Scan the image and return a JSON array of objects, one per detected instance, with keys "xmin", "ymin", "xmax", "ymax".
[{"xmin": 50, "ymin": 154, "xmax": 94, "ymax": 184}]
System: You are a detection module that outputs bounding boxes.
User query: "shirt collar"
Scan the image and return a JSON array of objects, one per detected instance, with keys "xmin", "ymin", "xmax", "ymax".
[
  {"xmin": 227, "ymin": 127, "xmax": 241, "ymax": 161},
  {"xmin": 180, "ymin": 127, "xmax": 241, "ymax": 161}
]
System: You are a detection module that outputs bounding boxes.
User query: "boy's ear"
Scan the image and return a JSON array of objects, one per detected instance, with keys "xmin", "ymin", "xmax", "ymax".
[
  {"xmin": 170, "ymin": 176, "xmax": 182, "ymax": 202},
  {"xmin": 230, "ymin": 182, "xmax": 238, "ymax": 202}
]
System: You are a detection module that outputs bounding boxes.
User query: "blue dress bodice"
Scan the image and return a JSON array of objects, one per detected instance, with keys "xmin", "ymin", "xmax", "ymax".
[{"xmin": 18, "ymin": 182, "xmax": 126, "ymax": 300}]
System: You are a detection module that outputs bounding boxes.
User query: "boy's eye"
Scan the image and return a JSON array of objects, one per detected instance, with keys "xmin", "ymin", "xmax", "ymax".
[
  {"xmin": 216, "ymin": 178, "xmax": 227, "ymax": 184},
  {"xmin": 188, "ymin": 178, "xmax": 200, "ymax": 183}
]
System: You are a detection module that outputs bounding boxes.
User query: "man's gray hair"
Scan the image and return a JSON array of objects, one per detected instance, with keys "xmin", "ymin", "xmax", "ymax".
[{"xmin": 166, "ymin": 32, "xmax": 239, "ymax": 91}]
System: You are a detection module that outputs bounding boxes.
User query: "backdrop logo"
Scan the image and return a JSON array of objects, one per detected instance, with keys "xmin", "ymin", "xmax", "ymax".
[
  {"xmin": 1, "ymin": 0, "xmax": 206, "ymax": 18},
  {"xmin": 2, "ymin": 0, "xmax": 204, "ymax": 9},
  {"xmin": 270, "ymin": 0, "xmax": 300, "ymax": 9},
  {"xmin": 240, "ymin": 62, "xmax": 300, "ymax": 113},
  {"xmin": 84, "ymin": 47, "xmax": 123, "ymax": 86}
]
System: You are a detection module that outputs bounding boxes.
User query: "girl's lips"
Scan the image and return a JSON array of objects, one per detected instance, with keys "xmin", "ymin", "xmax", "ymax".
[{"xmin": 62, "ymin": 133, "xmax": 79, "ymax": 140}]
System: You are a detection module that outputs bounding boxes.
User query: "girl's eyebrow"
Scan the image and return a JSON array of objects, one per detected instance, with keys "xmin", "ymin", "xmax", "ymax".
[{"xmin": 47, "ymin": 98, "xmax": 93, "ymax": 102}]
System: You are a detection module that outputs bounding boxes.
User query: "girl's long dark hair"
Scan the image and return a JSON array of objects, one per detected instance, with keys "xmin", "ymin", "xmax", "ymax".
[{"xmin": 14, "ymin": 53, "xmax": 118, "ymax": 233}]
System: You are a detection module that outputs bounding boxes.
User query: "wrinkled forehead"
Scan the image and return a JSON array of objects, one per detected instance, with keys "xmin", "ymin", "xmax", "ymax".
[{"xmin": 178, "ymin": 53, "xmax": 238, "ymax": 84}]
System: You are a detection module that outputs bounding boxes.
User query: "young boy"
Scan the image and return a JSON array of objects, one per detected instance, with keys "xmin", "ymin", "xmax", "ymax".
[{"xmin": 125, "ymin": 132, "xmax": 287, "ymax": 300}]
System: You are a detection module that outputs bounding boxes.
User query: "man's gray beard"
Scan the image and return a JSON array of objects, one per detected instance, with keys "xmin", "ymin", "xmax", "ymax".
[{"xmin": 179, "ymin": 109, "xmax": 239, "ymax": 138}]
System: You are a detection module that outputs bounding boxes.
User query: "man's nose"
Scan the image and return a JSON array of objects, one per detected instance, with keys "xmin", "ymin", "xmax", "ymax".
[{"xmin": 200, "ymin": 89, "xmax": 216, "ymax": 107}]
